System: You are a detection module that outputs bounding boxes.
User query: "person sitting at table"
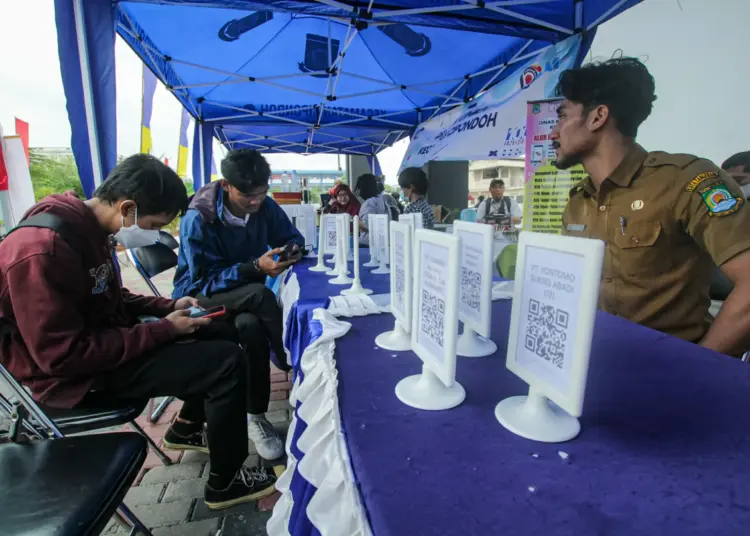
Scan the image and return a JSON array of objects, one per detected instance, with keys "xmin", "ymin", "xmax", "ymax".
[
  {"xmin": 553, "ymin": 57, "xmax": 750, "ymax": 356},
  {"xmin": 722, "ymin": 151, "xmax": 750, "ymax": 199},
  {"xmin": 398, "ymin": 167, "xmax": 436, "ymax": 229},
  {"xmin": 355, "ymin": 173, "xmax": 396, "ymax": 246},
  {"xmin": 322, "ymin": 183, "xmax": 361, "ymax": 217},
  {"xmin": 172, "ymin": 148, "xmax": 304, "ymax": 460},
  {"xmin": 0, "ymin": 154, "xmax": 277, "ymax": 509},
  {"xmin": 476, "ymin": 179, "xmax": 522, "ymax": 225}
]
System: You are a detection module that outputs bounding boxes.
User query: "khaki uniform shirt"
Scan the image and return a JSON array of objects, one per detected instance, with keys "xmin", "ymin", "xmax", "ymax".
[{"xmin": 562, "ymin": 144, "xmax": 750, "ymax": 343}]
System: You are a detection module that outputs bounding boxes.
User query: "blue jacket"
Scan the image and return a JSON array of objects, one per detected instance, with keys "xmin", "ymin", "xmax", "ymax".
[{"xmin": 172, "ymin": 181, "xmax": 303, "ymax": 298}]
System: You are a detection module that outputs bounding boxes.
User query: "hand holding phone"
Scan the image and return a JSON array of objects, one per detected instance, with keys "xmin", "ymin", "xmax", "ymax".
[{"xmin": 278, "ymin": 242, "xmax": 302, "ymax": 263}]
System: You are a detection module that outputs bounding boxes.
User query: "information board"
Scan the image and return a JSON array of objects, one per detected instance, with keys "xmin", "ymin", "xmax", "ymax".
[{"xmin": 522, "ymin": 99, "xmax": 586, "ymax": 234}]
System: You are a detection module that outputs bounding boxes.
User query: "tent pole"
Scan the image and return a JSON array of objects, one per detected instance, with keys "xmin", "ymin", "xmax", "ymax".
[
  {"xmin": 73, "ymin": 0, "xmax": 104, "ymax": 189},
  {"xmin": 575, "ymin": 0, "xmax": 584, "ymax": 30},
  {"xmin": 198, "ymin": 122, "xmax": 205, "ymax": 188}
]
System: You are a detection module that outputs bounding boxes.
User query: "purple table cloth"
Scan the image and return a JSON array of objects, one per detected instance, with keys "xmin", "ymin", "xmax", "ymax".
[{"xmin": 335, "ymin": 301, "xmax": 750, "ymax": 536}]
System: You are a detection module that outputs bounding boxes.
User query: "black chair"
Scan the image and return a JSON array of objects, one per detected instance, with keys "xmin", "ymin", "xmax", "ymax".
[
  {"xmin": 0, "ymin": 362, "xmax": 173, "ymax": 466},
  {"xmin": 0, "ymin": 432, "xmax": 153, "ymax": 535},
  {"xmin": 125, "ymin": 234, "xmax": 179, "ymax": 423}
]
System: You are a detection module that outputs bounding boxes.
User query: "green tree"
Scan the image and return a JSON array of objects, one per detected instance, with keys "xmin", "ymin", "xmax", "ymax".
[{"xmin": 29, "ymin": 149, "xmax": 84, "ymax": 201}]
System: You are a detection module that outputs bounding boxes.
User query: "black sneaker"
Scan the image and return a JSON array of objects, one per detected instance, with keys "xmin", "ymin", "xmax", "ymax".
[
  {"xmin": 204, "ymin": 466, "xmax": 277, "ymax": 510},
  {"xmin": 162, "ymin": 427, "xmax": 209, "ymax": 454}
]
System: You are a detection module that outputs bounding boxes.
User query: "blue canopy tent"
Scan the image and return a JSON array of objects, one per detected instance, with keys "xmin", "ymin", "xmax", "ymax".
[{"xmin": 54, "ymin": 0, "xmax": 643, "ymax": 197}]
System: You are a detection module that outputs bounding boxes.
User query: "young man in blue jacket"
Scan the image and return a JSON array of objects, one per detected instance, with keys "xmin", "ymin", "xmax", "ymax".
[{"xmin": 173, "ymin": 149, "xmax": 304, "ymax": 460}]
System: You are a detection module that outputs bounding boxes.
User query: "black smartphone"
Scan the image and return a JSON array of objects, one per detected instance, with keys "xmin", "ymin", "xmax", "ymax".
[{"xmin": 278, "ymin": 243, "xmax": 302, "ymax": 262}]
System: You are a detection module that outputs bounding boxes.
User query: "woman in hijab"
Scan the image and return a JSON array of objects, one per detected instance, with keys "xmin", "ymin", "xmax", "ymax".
[{"xmin": 323, "ymin": 183, "xmax": 361, "ymax": 217}]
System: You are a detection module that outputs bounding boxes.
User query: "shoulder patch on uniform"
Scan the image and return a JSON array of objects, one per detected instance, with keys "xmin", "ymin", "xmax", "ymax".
[
  {"xmin": 685, "ymin": 171, "xmax": 719, "ymax": 192},
  {"xmin": 697, "ymin": 181, "xmax": 744, "ymax": 217}
]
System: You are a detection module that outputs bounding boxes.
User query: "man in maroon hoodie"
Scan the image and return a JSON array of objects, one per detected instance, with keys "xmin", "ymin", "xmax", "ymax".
[{"xmin": 0, "ymin": 154, "xmax": 276, "ymax": 510}]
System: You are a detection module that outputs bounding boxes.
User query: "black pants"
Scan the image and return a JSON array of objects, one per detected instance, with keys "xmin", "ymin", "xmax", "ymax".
[
  {"xmin": 198, "ymin": 283, "xmax": 288, "ymax": 414},
  {"xmin": 79, "ymin": 336, "xmax": 248, "ymax": 477}
]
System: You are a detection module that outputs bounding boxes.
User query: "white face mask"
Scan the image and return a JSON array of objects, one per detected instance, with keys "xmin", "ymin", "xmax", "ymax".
[
  {"xmin": 741, "ymin": 184, "xmax": 750, "ymax": 199},
  {"xmin": 113, "ymin": 206, "xmax": 161, "ymax": 249}
]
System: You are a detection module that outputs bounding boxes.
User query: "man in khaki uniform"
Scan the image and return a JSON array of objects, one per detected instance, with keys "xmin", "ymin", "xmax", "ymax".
[{"xmin": 551, "ymin": 57, "xmax": 750, "ymax": 356}]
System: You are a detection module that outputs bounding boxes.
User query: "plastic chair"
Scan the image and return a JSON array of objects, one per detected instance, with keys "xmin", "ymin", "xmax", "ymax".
[
  {"xmin": 126, "ymin": 235, "xmax": 179, "ymax": 423},
  {"xmin": 0, "ymin": 431, "xmax": 153, "ymax": 535},
  {"xmin": 460, "ymin": 208, "xmax": 477, "ymax": 222}
]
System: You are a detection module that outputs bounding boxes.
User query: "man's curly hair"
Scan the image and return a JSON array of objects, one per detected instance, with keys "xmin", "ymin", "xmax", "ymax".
[{"xmin": 555, "ymin": 57, "xmax": 657, "ymax": 138}]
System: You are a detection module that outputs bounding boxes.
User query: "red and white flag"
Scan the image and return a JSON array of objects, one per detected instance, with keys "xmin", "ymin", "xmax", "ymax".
[{"xmin": 14, "ymin": 118, "xmax": 29, "ymax": 166}]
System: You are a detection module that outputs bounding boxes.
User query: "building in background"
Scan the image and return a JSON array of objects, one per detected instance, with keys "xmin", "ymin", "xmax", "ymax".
[{"xmin": 468, "ymin": 159, "xmax": 525, "ymax": 206}]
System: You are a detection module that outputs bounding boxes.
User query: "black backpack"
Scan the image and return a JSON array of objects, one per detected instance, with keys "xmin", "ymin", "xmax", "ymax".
[
  {"xmin": 483, "ymin": 196, "xmax": 511, "ymax": 217},
  {"xmin": 0, "ymin": 213, "xmax": 80, "ymax": 248},
  {"xmin": 0, "ymin": 213, "xmax": 83, "ymax": 340}
]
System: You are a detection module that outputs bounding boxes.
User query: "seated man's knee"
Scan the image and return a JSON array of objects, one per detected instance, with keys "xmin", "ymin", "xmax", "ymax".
[
  {"xmin": 234, "ymin": 312, "xmax": 264, "ymax": 338},
  {"xmin": 212, "ymin": 341, "xmax": 247, "ymax": 378}
]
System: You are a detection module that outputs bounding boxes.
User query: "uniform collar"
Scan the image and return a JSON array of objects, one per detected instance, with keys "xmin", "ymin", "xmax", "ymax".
[
  {"xmin": 607, "ymin": 143, "xmax": 648, "ymax": 187},
  {"xmin": 579, "ymin": 144, "xmax": 648, "ymax": 195}
]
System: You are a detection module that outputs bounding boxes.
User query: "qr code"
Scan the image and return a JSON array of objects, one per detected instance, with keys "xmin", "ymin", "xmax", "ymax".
[
  {"xmin": 460, "ymin": 266, "xmax": 481, "ymax": 310},
  {"xmin": 326, "ymin": 230, "xmax": 337, "ymax": 247},
  {"xmin": 524, "ymin": 299, "xmax": 568, "ymax": 368},
  {"xmin": 421, "ymin": 290, "xmax": 445, "ymax": 347},
  {"xmin": 395, "ymin": 266, "xmax": 405, "ymax": 296}
]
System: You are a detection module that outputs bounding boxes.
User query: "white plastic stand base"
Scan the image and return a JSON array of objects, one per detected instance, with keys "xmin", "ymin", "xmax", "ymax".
[
  {"xmin": 375, "ymin": 320, "xmax": 411, "ymax": 351},
  {"xmin": 341, "ymin": 281, "xmax": 373, "ymax": 296},
  {"xmin": 495, "ymin": 387, "xmax": 580, "ymax": 443},
  {"xmin": 329, "ymin": 273, "xmax": 353, "ymax": 285},
  {"xmin": 396, "ymin": 366, "xmax": 465, "ymax": 411},
  {"xmin": 326, "ymin": 265, "xmax": 350, "ymax": 276},
  {"xmin": 456, "ymin": 327, "xmax": 498, "ymax": 358},
  {"xmin": 304, "ymin": 251, "xmax": 318, "ymax": 259},
  {"xmin": 372, "ymin": 262, "xmax": 390, "ymax": 274},
  {"xmin": 363, "ymin": 259, "xmax": 379, "ymax": 268},
  {"xmin": 325, "ymin": 257, "xmax": 335, "ymax": 264},
  {"xmin": 309, "ymin": 261, "xmax": 329, "ymax": 272}
]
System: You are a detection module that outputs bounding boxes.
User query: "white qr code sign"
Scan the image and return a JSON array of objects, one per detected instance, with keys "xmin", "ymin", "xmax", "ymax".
[
  {"xmin": 325, "ymin": 215, "xmax": 338, "ymax": 252},
  {"xmin": 389, "ymin": 222, "xmax": 412, "ymax": 323},
  {"xmin": 453, "ymin": 221, "xmax": 494, "ymax": 336},
  {"xmin": 505, "ymin": 231, "xmax": 604, "ymax": 418},
  {"xmin": 412, "ymin": 230, "xmax": 460, "ymax": 387}
]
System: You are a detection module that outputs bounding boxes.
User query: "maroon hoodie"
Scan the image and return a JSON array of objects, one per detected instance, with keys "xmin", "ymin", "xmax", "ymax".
[{"xmin": 0, "ymin": 192, "xmax": 178, "ymax": 408}]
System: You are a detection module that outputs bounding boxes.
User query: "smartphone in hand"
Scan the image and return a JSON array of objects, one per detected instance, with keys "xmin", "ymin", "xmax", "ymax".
[
  {"xmin": 278, "ymin": 243, "xmax": 303, "ymax": 263},
  {"xmin": 188, "ymin": 306, "xmax": 227, "ymax": 320}
]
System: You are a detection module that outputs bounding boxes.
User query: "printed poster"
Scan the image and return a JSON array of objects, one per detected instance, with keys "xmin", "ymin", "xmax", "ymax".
[{"xmin": 522, "ymin": 99, "xmax": 586, "ymax": 234}]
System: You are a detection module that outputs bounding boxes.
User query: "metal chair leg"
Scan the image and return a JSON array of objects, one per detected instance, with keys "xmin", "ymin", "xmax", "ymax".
[
  {"xmin": 128, "ymin": 422, "xmax": 173, "ymax": 466},
  {"xmin": 117, "ymin": 503, "xmax": 154, "ymax": 536},
  {"xmin": 149, "ymin": 396, "xmax": 175, "ymax": 423}
]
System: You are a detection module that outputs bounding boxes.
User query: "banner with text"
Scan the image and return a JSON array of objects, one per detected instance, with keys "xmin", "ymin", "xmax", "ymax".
[
  {"xmin": 399, "ymin": 35, "xmax": 583, "ymax": 171},
  {"xmin": 522, "ymin": 99, "xmax": 586, "ymax": 233}
]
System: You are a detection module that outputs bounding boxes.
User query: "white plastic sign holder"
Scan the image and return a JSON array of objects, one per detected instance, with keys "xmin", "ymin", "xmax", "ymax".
[
  {"xmin": 453, "ymin": 221, "xmax": 497, "ymax": 357},
  {"xmin": 396, "ymin": 229, "xmax": 464, "ymax": 411},
  {"xmin": 399, "ymin": 212, "xmax": 423, "ymax": 235},
  {"xmin": 363, "ymin": 213, "xmax": 379, "ymax": 268},
  {"xmin": 371, "ymin": 214, "xmax": 390, "ymax": 275},
  {"xmin": 329, "ymin": 215, "xmax": 353, "ymax": 285},
  {"xmin": 326, "ymin": 215, "xmax": 349, "ymax": 276},
  {"xmin": 324, "ymin": 214, "xmax": 338, "ymax": 264},
  {"xmin": 309, "ymin": 214, "xmax": 331, "ymax": 272},
  {"xmin": 342, "ymin": 215, "xmax": 373, "ymax": 296},
  {"xmin": 495, "ymin": 231, "xmax": 604, "ymax": 443},
  {"xmin": 298, "ymin": 205, "xmax": 318, "ymax": 258},
  {"xmin": 375, "ymin": 221, "xmax": 412, "ymax": 350}
]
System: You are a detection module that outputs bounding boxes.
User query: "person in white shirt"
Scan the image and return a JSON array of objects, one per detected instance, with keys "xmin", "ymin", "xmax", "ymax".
[{"xmin": 475, "ymin": 179, "xmax": 522, "ymax": 224}]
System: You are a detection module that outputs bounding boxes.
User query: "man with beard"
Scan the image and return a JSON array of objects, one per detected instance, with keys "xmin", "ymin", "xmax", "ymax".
[
  {"xmin": 552, "ymin": 57, "xmax": 750, "ymax": 357},
  {"xmin": 173, "ymin": 149, "xmax": 304, "ymax": 460}
]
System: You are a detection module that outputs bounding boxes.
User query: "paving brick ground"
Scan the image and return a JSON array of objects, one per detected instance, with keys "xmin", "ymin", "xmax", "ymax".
[{"xmin": 1, "ymin": 257, "xmax": 294, "ymax": 536}]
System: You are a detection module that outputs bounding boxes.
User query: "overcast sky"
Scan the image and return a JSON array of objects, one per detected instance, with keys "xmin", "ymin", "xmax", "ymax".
[{"xmin": 0, "ymin": 0, "xmax": 747, "ymax": 184}]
